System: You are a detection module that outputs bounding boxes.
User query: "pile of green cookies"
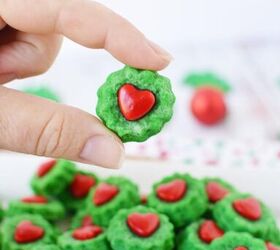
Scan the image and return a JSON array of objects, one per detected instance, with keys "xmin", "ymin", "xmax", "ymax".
[{"xmin": 0, "ymin": 159, "xmax": 279, "ymax": 250}]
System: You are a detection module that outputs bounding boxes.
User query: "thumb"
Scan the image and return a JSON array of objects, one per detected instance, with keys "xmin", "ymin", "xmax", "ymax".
[{"xmin": 0, "ymin": 86, "xmax": 124, "ymax": 169}]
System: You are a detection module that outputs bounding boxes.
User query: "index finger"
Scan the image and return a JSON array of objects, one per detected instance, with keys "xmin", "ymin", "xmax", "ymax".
[{"xmin": 0, "ymin": 0, "xmax": 172, "ymax": 70}]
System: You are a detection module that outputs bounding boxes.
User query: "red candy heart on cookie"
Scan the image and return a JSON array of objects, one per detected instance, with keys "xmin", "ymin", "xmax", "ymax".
[
  {"xmin": 93, "ymin": 183, "xmax": 119, "ymax": 206},
  {"xmin": 156, "ymin": 179, "xmax": 187, "ymax": 202},
  {"xmin": 70, "ymin": 174, "xmax": 96, "ymax": 198},
  {"xmin": 72, "ymin": 225, "xmax": 103, "ymax": 241},
  {"xmin": 14, "ymin": 221, "xmax": 45, "ymax": 243},
  {"xmin": 235, "ymin": 247, "xmax": 248, "ymax": 250},
  {"xmin": 37, "ymin": 160, "xmax": 56, "ymax": 177},
  {"xmin": 206, "ymin": 182, "xmax": 229, "ymax": 203},
  {"xmin": 199, "ymin": 220, "xmax": 224, "ymax": 243},
  {"xmin": 266, "ymin": 242, "xmax": 280, "ymax": 250},
  {"xmin": 118, "ymin": 83, "xmax": 156, "ymax": 121},
  {"xmin": 21, "ymin": 196, "xmax": 48, "ymax": 204},
  {"xmin": 127, "ymin": 213, "xmax": 160, "ymax": 237},
  {"xmin": 233, "ymin": 198, "xmax": 262, "ymax": 221}
]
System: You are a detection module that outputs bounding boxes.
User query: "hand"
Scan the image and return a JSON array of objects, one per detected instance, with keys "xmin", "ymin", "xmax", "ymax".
[{"xmin": 0, "ymin": 0, "xmax": 172, "ymax": 169}]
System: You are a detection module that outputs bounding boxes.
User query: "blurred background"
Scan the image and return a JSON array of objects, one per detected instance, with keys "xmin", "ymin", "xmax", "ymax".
[{"xmin": 1, "ymin": 0, "xmax": 280, "ymax": 217}]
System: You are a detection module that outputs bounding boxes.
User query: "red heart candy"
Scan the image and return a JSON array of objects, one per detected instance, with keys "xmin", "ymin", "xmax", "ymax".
[
  {"xmin": 14, "ymin": 221, "xmax": 45, "ymax": 243},
  {"xmin": 206, "ymin": 182, "xmax": 229, "ymax": 203},
  {"xmin": 21, "ymin": 196, "xmax": 48, "ymax": 204},
  {"xmin": 93, "ymin": 183, "xmax": 119, "ymax": 206},
  {"xmin": 118, "ymin": 83, "xmax": 156, "ymax": 121},
  {"xmin": 127, "ymin": 213, "xmax": 160, "ymax": 237},
  {"xmin": 81, "ymin": 216, "xmax": 94, "ymax": 227},
  {"xmin": 233, "ymin": 198, "xmax": 262, "ymax": 221},
  {"xmin": 37, "ymin": 159, "xmax": 56, "ymax": 177},
  {"xmin": 199, "ymin": 220, "xmax": 224, "ymax": 244},
  {"xmin": 70, "ymin": 174, "xmax": 96, "ymax": 198},
  {"xmin": 156, "ymin": 179, "xmax": 187, "ymax": 202},
  {"xmin": 266, "ymin": 242, "xmax": 280, "ymax": 250},
  {"xmin": 235, "ymin": 247, "xmax": 248, "ymax": 250},
  {"xmin": 72, "ymin": 225, "xmax": 102, "ymax": 241}
]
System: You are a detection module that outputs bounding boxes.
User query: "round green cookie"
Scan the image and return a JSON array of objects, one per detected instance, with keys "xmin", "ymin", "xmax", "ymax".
[
  {"xmin": 1, "ymin": 214, "xmax": 56, "ymax": 250},
  {"xmin": 107, "ymin": 206, "xmax": 174, "ymax": 250},
  {"xmin": 7, "ymin": 196, "xmax": 65, "ymax": 221},
  {"xmin": 71, "ymin": 209, "xmax": 94, "ymax": 229},
  {"xmin": 210, "ymin": 232, "xmax": 266, "ymax": 250},
  {"xmin": 58, "ymin": 170, "xmax": 99, "ymax": 211},
  {"xmin": 177, "ymin": 220, "xmax": 224, "ymax": 250},
  {"xmin": 23, "ymin": 86, "xmax": 61, "ymax": 102},
  {"xmin": 96, "ymin": 66, "xmax": 175, "ymax": 142},
  {"xmin": 58, "ymin": 226, "xmax": 110, "ymax": 250},
  {"xmin": 30, "ymin": 245, "xmax": 61, "ymax": 250},
  {"xmin": 86, "ymin": 176, "xmax": 140, "ymax": 227},
  {"xmin": 212, "ymin": 193, "xmax": 278, "ymax": 241},
  {"xmin": 31, "ymin": 159, "xmax": 76, "ymax": 196},
  {"xmin": 147, "ymin": 173, "xmax": 208, "ymax": 228}
]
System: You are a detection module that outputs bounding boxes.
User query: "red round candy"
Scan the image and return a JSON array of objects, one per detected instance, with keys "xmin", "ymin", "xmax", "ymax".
[
  {"xmin": 266, "ymin": 242, "xmax": 280, "ymax": 250},
  {"xmin": 70, "ymin": 174, "xmax": 96, "ymax": 198},
  {"xmin": 235, "ymin": 247, "xmax": 248, "ymax": 250},
  {"xmin": 81, "ymin": 216, "xmax": 94, "ymax": 227},
  {"xmin": 156, "ymin": 179, "xmax": 187, "ymax": 202},
  {"xmin": 93, "ymin": 183, "xmax": 119, "ymax": 206},
  {"xmin": 206, "ymin": 182, "xmax": 229, "ymax": 203},
  {"xmin": 198, "ymin": 220, "xmax": 224, "ymax": 244},
  {"xmin": 118, "ymin": 83, "xmax": 156, "ymax": 121},
  {"xmin": 233, "ymin": 198, "xmax": 262, "ymax": 221},
  {"xmin": 37, "ymin": 159, "xmax": 56, "ymax": 177},
  {"xmin": 127, "ymin": 213, "xmax": 160, "ymax": 237},
  {"xmin": 72, "ymin": 225, "xmax": 102, "ymax": 241},
  {"xmin": 14, "ymin": 221, "xmax": 45, "ymax": 243},
  {"xmin": 21, "ymin": 196, "xmax": 48, "ymax": 204},
  {"xmin": 191, "ymin": 87, "xmax": 227, "ymax": 125}
]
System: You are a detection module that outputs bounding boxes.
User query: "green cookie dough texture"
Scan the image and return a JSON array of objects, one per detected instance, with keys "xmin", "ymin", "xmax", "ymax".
[
  {"xmin": 213, "ymin": 193, "xmax": 278, "ymax": 241},
  {"xmin": 23, "ymin": 86, "xmax": 61, "ymax": 102},
  {"xmin": 86, "ymin": 176, "xmax": 140, "ymax": 227},
  {"xmin": 107, "ymin": 206, "xmax": 174, "ymax": 250},
  {"xmin": 210, "ymin": 232, "xmax": 266, "ymax": 250},
  {"xmin": 177, "ymin": 221, "xmax": 212, "ymax": 250},
  {"xmin": 96, "ymin": 66, "xmax": 175, "ymax": 142},
  {"xmin": 147, "ymin": 173, "xmax": 208, "ymax": 228},
  {"xmin": 0, "ymin": 202, "xmax": 4, "ymax": 221},
  {"xmin": 31, "ymin": 159, "xmax": 76, "ymax": 196},
  {"xmin": 2, "ymin": 214, "xmax": 56, "ymax": 250},
  {"xmin": 58, "ymin": 229, "xmax": 110, "ymax": 250},
  {"xmin": 7, "ymin": 199, "xmax": 65, "ymax": 221},
  {"xmin": 30, "ymin": 245, "xmax": 61, "ymax": 250},
  {"xmin": 58, "ymin": 170, "xmax": 99, "ymax": 211},
  {"xmin": 71, "ymin": 209, "xmax": 94, "ymax": 229}
]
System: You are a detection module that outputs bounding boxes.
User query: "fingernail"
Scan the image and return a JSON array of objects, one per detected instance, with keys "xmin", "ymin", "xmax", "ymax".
[
  {"xmin": 148, "ymin": 40, "xmax": 173, "ymax": 61},
  {"xmin": 80, "ymin": 135, "xmax": 125, "ymax": 169},
  {"xmin": 0, "ymin": 73, "xmax": 16, "ymax": 84}
]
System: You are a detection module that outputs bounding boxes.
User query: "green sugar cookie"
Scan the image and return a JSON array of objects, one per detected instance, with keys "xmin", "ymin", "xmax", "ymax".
[
  {"xmin": 107, "ymin": 206, "xmax": 174, "ymax": 250},
  {"xmin": 177, "ymin": 220, "xmax": 224, "ymax": 250},
  {"xmin": 31, "ymin": 159, "xmax": 76, "ymax": 196},
  {"xmin": 96, "ymin": 66, "xmax": 175, "ymax": 142},
  {"xmin": 86, "ymin": 176, "xmax": 140, "ymax": 227},
  {"xmin": 58, "ymin": 170, "xmax": 99, "ymax": 211},
  {"xmin": 147, "ymin": 173, "xmax": 208, "ymax": 228},
  {"xmin": 7, "ymin": 195, "xmax": 65, "ymax": 221},
  {"xmin": 23, "ymin": 86, "xmax": 61, "ymax": 102},
  {"xmin": 212, "ymin": 193, "xmax": 279, "ymax": 241},
  {"xmin": 58, "ymin": 225, "xmax": 110, "ymax": 250},
  {"xmin": 30, "ymin": 245, "xmax": 61, "ymax": 250},
  {"xmin": 210, "ymin": 232, "xmax": 266, "ymax": 250},
  {"xmin": 1, "ymin": 214, "xmax": 56, "ymax": 250},
  {"xmin": 71, "ymin": 209, "xmax": 94, "ymax": 229}
]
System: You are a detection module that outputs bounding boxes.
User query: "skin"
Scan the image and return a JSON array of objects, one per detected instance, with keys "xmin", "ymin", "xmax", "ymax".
[{"xmin": 0, "ymin": 0, "xmax": 172, "ymax": 169}]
